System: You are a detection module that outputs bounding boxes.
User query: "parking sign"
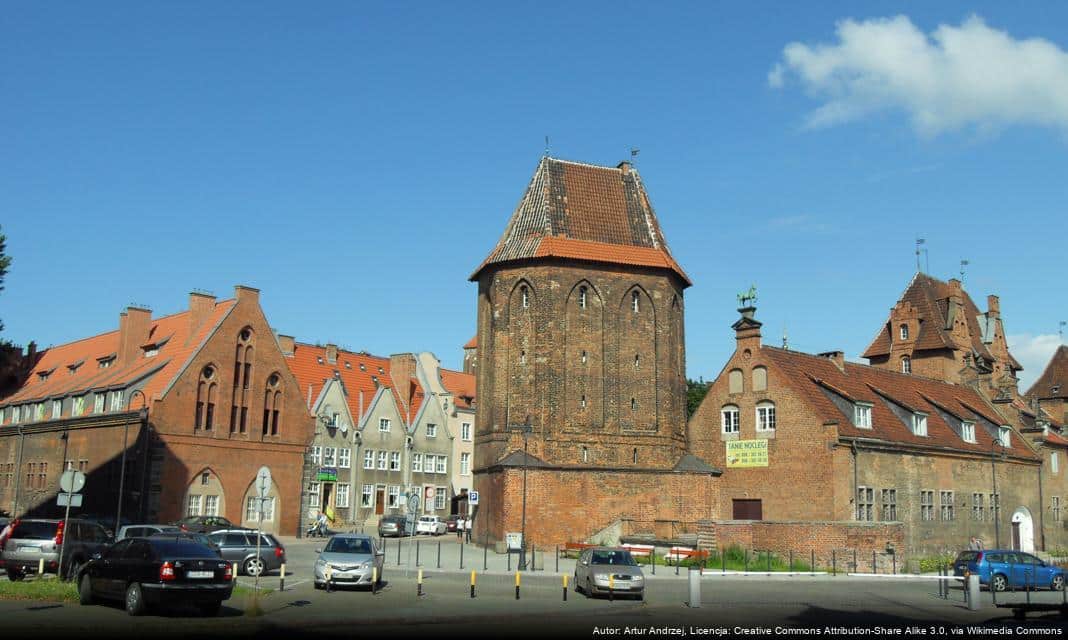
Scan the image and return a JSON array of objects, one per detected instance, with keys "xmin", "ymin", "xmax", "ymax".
[{"xmin": 469, "ymin": 490, "xmax": 479, "ymax": 505}]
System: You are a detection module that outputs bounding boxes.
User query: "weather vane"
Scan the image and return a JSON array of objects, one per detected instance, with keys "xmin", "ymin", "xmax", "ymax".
[{"xmin": 737, "ymin": 285, "xmax": 757, "ymax": 308}]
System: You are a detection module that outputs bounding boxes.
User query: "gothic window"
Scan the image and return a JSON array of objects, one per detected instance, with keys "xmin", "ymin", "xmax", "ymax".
[
  {"xmin": 631, "ymin": 291, "xmax": 639, "ymax": 313},
  {"xmin": 196, "ymin": 365, "xmax": 217, "ymax": 431},
  {"xmin": 521, "ymin": 286, "xmax": 529, "ymax": 309},
  {"xmin": 579, "ymin": 286, "xmax": 587, "ymax": 309},
  {"xmin": 262, "ymin": 372, "xmax": 282, "ymax": 436},
  {"xmin": 232, "ymin": 327, "xmax": 255, "ymax": 434},
  {"xmin": 901, "ymin": 356, "xmax": 911, "ymax": 374},
  {"xmin": 752, "ymin": 366, "xmax": 767, "ymax": 392}
]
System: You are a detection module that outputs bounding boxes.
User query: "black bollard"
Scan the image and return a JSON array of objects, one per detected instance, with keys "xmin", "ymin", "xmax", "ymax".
[
  {"xmin": 892, "ymin": 553, "xmax": 896, "ymax": 575},
  {"xmin": 832, "ymin": 549, "xmax": 836, "ymax": 576},
  {"xmin": 532, "ymin": 546, "xmax": 536, "ymax": 572},
  {"xmin": 397, "ymin": 536, "xmax": 402, "ymax": 566},
  {"xmin": 470, "ymin": 570, "xmax": 476, "ymax": 598},
  {"xmin": 460, "ymin": 541, "xmax": 464, "ymax": 570},
  {"xmin": 789, "ymin": 550, "xmax": 793, "ymax": 573},
  {"xmin": 853, "ymin": 549, "xmax": 857, "ymax": 573},
  {"xmin": 722, "ymin": 550, "xmax": 726, "ymax": 575},
  {"xmin": 508, "ymin": 550, "xmax": 512, "ymax": 572},
  {"xmin": 437, "ymin": 541, "xmax": 441, "ymax": 569},
  {"xmin": 873, "ymin": 551, "xmax": 877, "ymax": 574},
  {"xmin": 484, "ymin": 539, "xmax": 488, "ymax": 571},
  {"xmin": 745, "ymin": 549, "xmax": 749, "ymax": 573},
  {"xmin": 563, "ymin": 574, "xmax": 568, "ymax": 601},
  {"xmin": 515, "ymin": 571, "xmax": 520, "ymax": 600},
  {"xmin": 556, "ymin": 546, "xmax": 559, "ymax": 573},
  {"xmin": 676, "ymin": 549, "xmax": 680, "ymax": 576}
]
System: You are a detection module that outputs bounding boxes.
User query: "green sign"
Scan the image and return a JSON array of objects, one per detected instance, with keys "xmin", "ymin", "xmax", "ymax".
[{"xmin": 316, "ymin": 467, "xmax": 338, "ymax": 482}]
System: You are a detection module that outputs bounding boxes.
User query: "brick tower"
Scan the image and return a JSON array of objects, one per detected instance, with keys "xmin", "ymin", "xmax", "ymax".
[{"xmin": 470, "ymin": 157, "xmax": 718, "ymax": 547}]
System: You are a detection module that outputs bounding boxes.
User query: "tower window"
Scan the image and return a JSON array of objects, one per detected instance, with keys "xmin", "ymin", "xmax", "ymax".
[
  {"xmin": 899, "ymin": 324, "xmax": 909, "ymax": 340},
  {"xmin": 581, "ymin": 350, "xmax": 587, "ymax": 364},
  {"xmin": 520, "ymin": 350, "xmax": 526, "ymax": 365},
  {"xmin": 579, "ymin": 286, "xmax": 587, "ymax": 309},
  {"xmin": 901, "ymin": 356, "xmax": 911, "ymax": 374},
  {"xmin": 634, "ymin": 354, "xmax": 640, "ymax": 369},
  {"xmin": 630, "ymin": 397, "xmax": 637, "ymax": 412},
  {"xmin": 632, "ymin": 448, "xmax": 638, "ymax": 464},
  {"xmin": 580, "ymin": 394, "xmax": 586, "ymax": 409},
  {"xmin": 521, "ymin": 286, "xmax": 529, "ymax": 308},
  {"xmin": 582, "ymin": 446, "xmax": 589, "ymax": 463},
  {"xmin": 631, "ymin": 291, "xmax": 639, "ymax": 313}
]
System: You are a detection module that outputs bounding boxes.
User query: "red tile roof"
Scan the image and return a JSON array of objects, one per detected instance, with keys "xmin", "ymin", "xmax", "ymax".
[
  {"xmin": 1, "ymin": 300, "xmax": 236, "ymax": 420},
  {"xmin": 440, "ymin": 368, "xmax": 476, "ymax": 409},
  {"xmin": 1027, "ymin": 345, "xmax": 1068, "ymax": 400},
  {"xmin": 463, "ymin": 336, "xmax": 477, "ymax": 349},
  {"xmin": 761, "ymin": 346, "xmax": 1037, "ymax": 460},
  {"xmin": 1042, "ymin": 431, "xmax": 1068, "ymax": 448},
  {"xmin": 471, "ymin": 157, "xmax": 691, "ymax": 286}
]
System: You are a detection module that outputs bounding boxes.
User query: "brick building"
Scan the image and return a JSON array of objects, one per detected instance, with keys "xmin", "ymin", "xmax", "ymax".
[
  {"xmin": 471, "ymin": 157, "xmax": 719, "ymax": 548},
  {"xmin": 0, "ymin": 286, "xmax": 314, "ymax": 534}
]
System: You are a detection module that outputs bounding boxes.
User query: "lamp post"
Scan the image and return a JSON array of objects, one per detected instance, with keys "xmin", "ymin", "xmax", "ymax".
[
  {"xmin": 991, "ymin": 436, "xmax": 1004, "ymax": 549},
  {"xmin": 507, "ymin": 416, "xmax": 533, "ymax": 571},
  {"xmin": 117, "ymin": 390, "xmax": 147, "ymax": 534}
]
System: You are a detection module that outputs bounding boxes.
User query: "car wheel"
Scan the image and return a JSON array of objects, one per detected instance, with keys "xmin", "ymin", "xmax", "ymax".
[
  {"xmin": 125, "ymin": 583, "xmax": 146, "ymax": 616},
  {"xmin": 243, "ymin": 557, "xmax": 265, "ymax": 577},
  {"xmin": 314, "ymin": 582, "xmax": 324, "ymax": 590},
  {"xmin": 992, "ymin": 573, "xmax": 1008, "ymax": 592},
  {"xmin": 1052, "ymin": 575, "xmax": 1065, "ymax": 592},
  {"xmin": 7, "ymin": 569, "xmax": 25, "ymax": 582},
  {"xmin": 78, "ymin": 574, "xmax": 95, "ymax": 605},
  {"xmin": 65, "ymin": 557, "xmax": 84, "ymax": 582},
  {"xmin": 198, "ymin": 601, "xmax": 221, "ymax": 617}
]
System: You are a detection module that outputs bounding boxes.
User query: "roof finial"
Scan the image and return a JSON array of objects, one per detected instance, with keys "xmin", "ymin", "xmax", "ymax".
[
  {"xmin": 915, "ymin": 237, "xmax": 926, "ymax": 273},
  {"xmin": 1060, "ymin": 320, "xmax": 1066, "ymax": 344},
  {"xmin": 782, "ymin": 323, "xmax": 789, "ymax": 350},
  {"xmin": 959, "ymin": 258, "xmax": 969, "ymax": 283},
  {"xmin": 544, "ymin": 135, "xmax": 550, "ymax": 157},
  {"xmin": 737, "ymin": 284, "xmax": 757, "ymax": 308}
]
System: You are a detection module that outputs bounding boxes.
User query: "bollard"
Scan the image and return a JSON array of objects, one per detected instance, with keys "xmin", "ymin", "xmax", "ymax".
[
  {"xmin": 687, "ymin": 567, "xmax": 701, "ymax": 608},
  {"xmin": 892, "ymin": 554, "xmax": 896, "ymax": 575},
  {"xmin": 38, "ymin": 558, "xmax": 45, "ymax": 575},
  {"xmin": 651, "ymin": 552, "xmax": 655, "ymax": 575},
  {"xmin": 437, "ymin": 541, "xmax": 441, "ymax": 569},
  {"xmin": 675, "ymin": 549, "xmax": 680, "ymax": 576},
  {"xmin": 417, "ymin": 568, "xmax": 424, "ymax": 597},
  {"xmin": 484, "ymin": 539, "xmax": 488, "ymax": 571},
  {"xmin": 515, "ymin": 571, "xmax": 521, "ymax": 600},
  {"xmin": 563, "ymin": 574, "xmax": 568, "ymax": 601},
  {"xmin": 872, "ymin": 551, "xmax": 877, "ymax": 574},
  {"xmin": 722, "ymin": 551, "xmax": 726, "ymax": 575},
  {"xmin": 745, "ymin": 549, "xmax": 749, "ymax": 573},
  {"xmin": 789, "ymin": 550, "xmax": 793, "ymax": 573},
  {"xmin": 991, "ymin": 573, "xmax": 998, "ymax": 606},
  {"xmin": 460, "ymin": 541, "xmax": 464, "ymax": 570},
  {"xmin": 280, "ymin": 563, "xmax": 286, "ymax": 592},
  {"xmin": 532, "ymin": 546, "xmax": 536, "ymax": 571},
  {"xmin": 967, "ymin": 574, "xmax": 979, "ymax": 611},
  {"xmin": 609, "ymin": 574, "xmax": 614, "ymax": 601},
  {"xmin": 853, "ymin": 549, "xmax": 857, "ymax": 573},
  {"xmin": 811, "ymin": 550, "xmax": 815, "ymax": 574},
  {"xmin": 556, "ymin": 546, "xmax": 560, "ymax": 573},
  {"xmin": 508, "ymin": 550, "xmax": 512, "ymax": 572},
  {"xmin": 767, "ymin": 551, "xmax": 771, "ymax": 574},
  {"xmin": 832, "ymin": 550, "xmax": 836, "ymax": 576},
  {"xmin": 372, "ymin": 566, "xmax": 378, "ymax": 595},
  {"xmin": 416, "ymin": 540, "xmax": 421, "ymax": 567},
  {"xmin": 470, "ymin": 570, "xmax": 476, "ymax": 598},
  {"xmin": 397, "ymin": 536, "xmax": 402, "ymax": 565},
  {"xmin": 1026, "ymin": 569, "xmax": 1031, "ymax": 605}
]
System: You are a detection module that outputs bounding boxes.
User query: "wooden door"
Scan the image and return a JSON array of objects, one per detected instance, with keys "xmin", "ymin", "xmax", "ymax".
[
  {"xmin": 732, "ymin": 499, "xmax": 763, "ymax": 520},
  {"xmin": 375, "ymin": 488, "xmax": 385, "ymax": 515},
  {"xmin": 1011, "ymin": 522, "xmax": 1021, "ymax": 550}
]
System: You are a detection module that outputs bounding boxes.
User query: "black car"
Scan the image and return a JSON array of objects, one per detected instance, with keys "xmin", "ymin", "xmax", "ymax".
[
  {"xmin": 77, "ymin": 537, "xmax": 233, "ymax": 616},
  {"xmin": 147, "ymin": 531, "xmax": 221, "ymax": 553},
  {"xmin": 173, "ymin": 516, "xmax": 243, "ymax": 534}
]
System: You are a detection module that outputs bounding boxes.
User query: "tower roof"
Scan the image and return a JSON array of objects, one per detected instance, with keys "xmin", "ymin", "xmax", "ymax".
[
  {"xmin": 1027, "ymin": 345, "xmax": 1068, "ymax": 400},
  {"xmin": 470, "ymin": 157, "xmax": 690, "ymax": 286}
]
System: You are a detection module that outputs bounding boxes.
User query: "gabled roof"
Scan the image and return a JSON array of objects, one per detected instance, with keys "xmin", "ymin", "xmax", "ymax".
[
  {"xmin": 463, "ymin": 336, "xmax": 477, "ymax": 349},
  {"xmin": 673, "ymin": 453, "xmax": 722, "ymax": 474},
  {"xmin": 471, "ymin": 157, "xmax": 690, "ymax": 286},
  {"xmin": 863, "ymin": 273, "xmax": 1021, "ymax": 370},
  {"xmin": 1, "ymin": 300, "xmax": 236, "ymax": 417},
  {"xmin": 1027, "ymin": 345, "xmax": 1068, "ymax": 400},
  {"xmin": 440, "ymin": 368, "xmax": 476, "ymax": 410},
  {"xmin": 760, "ymin": 346, "xmax": 1037, "ymax": 459}
]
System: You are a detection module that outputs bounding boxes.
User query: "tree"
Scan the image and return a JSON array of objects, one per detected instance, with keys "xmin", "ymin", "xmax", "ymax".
[
  {"xmin": 0, "ymin": 225, "xmax": 8, "ymax": 333},
  {"xmin": 687, "ymin": 377, "xmax": 709, "ymax": 418}
]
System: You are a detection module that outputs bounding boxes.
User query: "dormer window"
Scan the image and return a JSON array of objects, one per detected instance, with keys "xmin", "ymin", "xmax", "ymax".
[
  {"xmin": 97, "ymin": 354, "xmax": 116, "ymax": 369},
  {"xmin": 854, "ymin": 403, "xmax": 872, "ymax": 429},
  {"xmin": 377, "ymin": 367, "xmax": 384, "ymax": 375},
  {"xmin": 901, "ymin": 356, "xmax": 911, "ymax": 374},
  {"xmin": 67, "ymin": 361, "xmax": 83, "ymax": 374},
  {"xmin": 37, "ymin": 371, "xmax": 50, "ymax": 382},
  {"xmin": 359, "ymin": 363, "xmax": 366, "ymax": 372},
  {"xmin": 317, "ymin": 357, "xmax": 323, "ymax": 364},
  {"xmin": 998, "ymin": 426, "xmax": 1011, "ymax": 448},
  {"xmin": 961, "ymin": 421, "xmax": 976, "ymax": 443},
  {"xmin": 911, "ymin": 413, "xmax": 928, "ymax": 437},
  {"xmin": 899, "ymin": 324, "xmax": 909, "ymax": 341},
  {"xmin": 344, "ymin": 362, "xmax": 351, "ymax": 369}
]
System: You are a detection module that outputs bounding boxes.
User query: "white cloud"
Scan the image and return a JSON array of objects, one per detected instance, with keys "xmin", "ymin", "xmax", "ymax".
[
  {"xmin": 1008, "ymin": 333, "xmax": 1062, "ymax": 392},
  {"xmin": 770, "ymin": 15, "xmax": 1068, "ymax": 137}
]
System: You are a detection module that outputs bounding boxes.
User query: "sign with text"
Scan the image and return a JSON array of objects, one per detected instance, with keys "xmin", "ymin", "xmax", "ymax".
[
  {"xmin": 316, "ymin": 467, "xmax": 338, "ymax": 482},
  {"xmin": 468, "ymin": 490, "xmax": 479, "ymax": 505},
  {"xmin": 505, "ymin": 532, "xmax": 523, "ymax": 551},
  {"xmin": 726, "ymin": 439, "xmax": 769, "ymax": 468}
]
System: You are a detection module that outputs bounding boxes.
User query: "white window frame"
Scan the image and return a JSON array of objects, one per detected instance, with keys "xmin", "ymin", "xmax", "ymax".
[
  {"xmin": 756, "ymin": 402, "xmax": 776, "ymax": 432},
  {"xmin": 434, "ymin": 487, "xmax": 447, "ymax": 510},
  {"xmin": 72, "ymin": 396, "xmax": 84, "ymax": 416},
  {"xmin": 336, "ymin": 483, "xmax": 350, "ymax": 508},
  {"xmin": 998, "ymin": 426, "xmax": 1011, "ymax": 448},
  {"xmin": 187, "ymin": 494, "xmax": 203, "ymax": 516},
  {"xmin": 899, "ymin": 324, "xmax": 909, "ymax": 341},
  {"xmin": 51, "ymin": 400, "xmax": 62, "ymax": 419},
  {"xmin": 338, "ymin": 448, "xmax": 351, "ymax": 469},
  {"xmin": 460, "ymin": 452, "xmax": 470, "ymax": 476},
  {"xmin": 377, "ymin": 450, "xmax": 388, "ymax": 470},
  {"xmin": 308, "ymin": 482, "xmax": 321, "ymax": 510},
  {"xmin": 204, "ymin": 495, "xmax": 219, "ymax": 516},
  {"xmin": 363, "ymin": 449, "xmax": 374, "ymax": 469},
  {"xmin": 940, "ymin": 490, "xmax": 955, "ymax": 522},
  {"xmin": 94, "ymin": 394, "xmax": 105, "ymax": 414},
  {"xmin": 961, "ymin": 421, "xmax": 976, "ymax": 444},
  {"xmin": 920, "ymin": 490, "xmax": 934, "ymax": 521},
  {"xmin": 426, "ymin": 423, "xmax": 437, "ymax": 438},
  {"xmin": 856, "ymin": 486, "xmax": 874, "ymax": 521},
  {"xmin": 461, "ymin": 423, "xmax": 472, "ymax": 441},
  {"xmin": 323, "ymin": 447, "xmax": 336, "ymax": 466},
  {"xmin": 360, "ymin": 484, "xmax": 374, "ymax": 508},
  {"xmin": 109, "ymin": 391, "xmax": 123, "ymax": 411},
  {"xmin": 311, "ymin": 446, "xmax": 322, "ymax": 465},
  {"xmin": 412, "ymin": 453, "xmax": 423, "ymax": 473},
  {"xmin": 854, "ymin": 404, "xmax": 872, "ymax": 429},
  {"xmin": 1051, "ymin": 451, "xmax": 1059, "ymax": 474},
  {"xmin": 389, "ymin": 451, "xmax": 401, "ymax": 471},
  {"xmin": 721, "ymin": 406, "xmax": 740, "ymax": 434},
  {"xmin": 436, "ymin": 455, "xmax": 446, "ymax": 474},
  {"xmin": 901, "ymin": 356, "xmax": 911, "ymax": 374},
  {"xmin": 379, "ymin": 418, "xmax": 391, "ymax": 433},
  {"xmin": 912, "ymin": 413, "xmax": 928, "ymax": 437},
  {"xmin": 387, "ymin": 485, "xmax": 400, "ymax": 508}
]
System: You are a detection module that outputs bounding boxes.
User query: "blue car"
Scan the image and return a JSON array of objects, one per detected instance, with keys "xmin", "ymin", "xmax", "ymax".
[{"xmin": 953, "ymin": 549, "xmax": 1066, "ymax": 592}]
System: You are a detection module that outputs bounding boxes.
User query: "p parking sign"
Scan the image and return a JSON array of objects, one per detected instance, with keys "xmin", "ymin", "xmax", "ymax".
[{"xmin": 468, "ymin": 490, "xmax": 479, "ymax": 505}]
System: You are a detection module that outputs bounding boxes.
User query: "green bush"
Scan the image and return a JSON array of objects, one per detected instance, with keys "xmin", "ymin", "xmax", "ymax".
[{"xmin": 917, "ymin": 555, "xmax": 955, "ymax": 573}]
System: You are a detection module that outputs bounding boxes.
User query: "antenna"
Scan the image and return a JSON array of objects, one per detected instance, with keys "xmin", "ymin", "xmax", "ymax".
[
  {"xmin": 630, "ymin": 147, "xmax": 640, "ymax": 166},
  {"xmin": 915, "ymin": 237, "xmax": 926, "ymax": 272},
  {"xmin": 782, "ymin": 323, "xmax": 789, "ymax": 350},
  {"xmin": 959, "ymin": 259, "xmax": 970, "ymax": 282},
  {"xmin": 544, "ymin": 136, "xmax": 550, "ymax": 157},
  {"xmin": 1060, "ymin": 321, "xmax": 1066, "ymax": 343}
]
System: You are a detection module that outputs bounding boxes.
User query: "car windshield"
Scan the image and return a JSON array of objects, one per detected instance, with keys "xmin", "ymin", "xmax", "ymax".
[
  {"xmin": 324, "ymin": 538, "xmax": 372, "ymax": 555},
  {"xmin": 591, "ymin": 550, "xmax": 637, "ymax": 566},
  {"xmin": 149, "ymin": 540, "xmax": 217, "ymax": 558},
  {"xmin": 10, "ymin": 521, "xmax": 58, "ymax": 540},
  {"xmin": 955, "ymin": 551, "xmax": 979, "ymax": 563}
]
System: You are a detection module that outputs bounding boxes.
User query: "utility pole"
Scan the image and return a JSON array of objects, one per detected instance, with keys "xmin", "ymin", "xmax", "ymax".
[{"xmin": 507, "ymin": 416, "xmax": 534, "ymax": 571}]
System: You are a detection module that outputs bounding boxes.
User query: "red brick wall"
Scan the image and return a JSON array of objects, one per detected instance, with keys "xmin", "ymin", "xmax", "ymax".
[{"xmin": 707, "ymin": 520, "xmax": 905, "ymax": 572}]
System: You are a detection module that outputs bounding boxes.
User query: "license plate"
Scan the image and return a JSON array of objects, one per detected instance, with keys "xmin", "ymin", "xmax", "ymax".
[
  {"xmin": 17, "ymin": 545, "xmax": 38, "ymax": 552},
  {"xmin": 187, "ymin": 571, "xmax": 214, "ymax": 579}
]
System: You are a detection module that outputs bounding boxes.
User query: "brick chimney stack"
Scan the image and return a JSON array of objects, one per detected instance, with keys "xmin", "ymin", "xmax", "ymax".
[
  {"xmin": 617, "ymin": 160, "xmax": 631, "ymax": 174},
  {"xmin": 987, "ymin": 295, "xmax": 1000, "ymax": 318},
  {"xmin": 732, "ymin": 306, "xmax": 763, "ymax": 354},
  {"xmin": 189, "ymin": 291, "xmax": 216, "ymax": 334},
  {"xmin": 819, "ymin": 351, "xmax": 846, "ymax": 372},
  {"xmin": 276, "ymin": 335, "xmax": 295, "ymax": 356},
  {"xmin": 326, "ymin": 343, "xmax": 338, "ymax": 365},
  {"xmin": 119, "ymin": 305, "xmax": 152, "ymax": 364},
  {"xmin": 390, "ymin": 353, "xmax": 417, "ymax": 413}
]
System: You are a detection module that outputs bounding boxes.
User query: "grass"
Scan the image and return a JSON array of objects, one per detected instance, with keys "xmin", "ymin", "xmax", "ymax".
[
  {"xmin": 0, "ymin": 576, "xmax": 79, "ymax": 603},
  {"xmin": 634, "ymin": 546, "xmax": 818, "ymax": 572}
]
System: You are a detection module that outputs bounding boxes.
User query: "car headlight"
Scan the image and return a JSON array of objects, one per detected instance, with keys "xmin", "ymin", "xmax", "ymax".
[
  {"xmin": 633, "ymin": 575, "xmax": 644, "ymax": 582},
  {"xmin": 315, "ymin": 559, "xmax": 327, "ymax": 568},
  {"xmin": 594, "ymin": 575, "xmax": 610, "ymax": 584}
]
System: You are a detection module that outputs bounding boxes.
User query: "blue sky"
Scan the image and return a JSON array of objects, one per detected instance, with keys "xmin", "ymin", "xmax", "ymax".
[{"xmin": 2, "ymin": 2, "xmax": 1066, "ymax": 390}]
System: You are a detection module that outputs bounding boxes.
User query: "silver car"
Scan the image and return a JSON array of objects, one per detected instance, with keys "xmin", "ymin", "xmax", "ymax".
[
  {"xmin": 313, "ymin": 534, "xmax": 385, "ymax": 590},
  {"xmin": 115, "ymin": 524, "xmax": 182, "ymax": 542},
  {"xmin": 574, "ymin": 547, "xmax": 645, "ymax": 600}
]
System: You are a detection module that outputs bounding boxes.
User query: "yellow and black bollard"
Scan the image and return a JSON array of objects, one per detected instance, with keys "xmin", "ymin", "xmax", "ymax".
[
  {"xmin": 470, "ymin": 570, "xmax": 476, "ymax": 598},
  {"xmin": 609, "ymin": 574, "xmax": 614, "ymax": 601},
  {"xmin": 515, "ymin": 571, "xmax": 521, "ymax": 600},
  {"xmin": 325, "ymin": 565, "xmax": 333, "ymax": 593},
  {"xmin": 563, "ymin": 574, "xmax": 568, "ymax": 601},
  {"xmin": 417, "ymin": 568, "xmax": 424, "ymax": 597},
  {"xmin": 280, "ymin": 563, "xmax": 286, "ymax": 592},
  {"xmin": 371, "ymin": 566, "xmax": 378, "ymax": 595}
]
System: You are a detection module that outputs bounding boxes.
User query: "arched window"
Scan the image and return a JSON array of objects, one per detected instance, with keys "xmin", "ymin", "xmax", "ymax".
[
  {"xmin": 196, "ymin": 365, "xmax": 216, "ymax": 431},
  {"xmin": 721, "ymin": 405, "xmax": 739, "ymax": 434},
  {"xmin": 579, "ymin": 286, "xmax": 588, "ymax": 309},
  {"xmin": 899, "ymin": 324, "xmax": 909, "ymax": 341},
  {"xmin": 232, "ymin": 327, "xmax": 255, "ymax": 434},
  {"xmin": 580, "ymin": 394, "xmax": 587, "ymax": 409},
  {"xmin": 520, "ymin": 350, "xmax": 526, "ymax": 365},
  {"xmin": 630, "ymin": 397, "xmax": 637, "ymax": 412},
  {"xmin": 728, "ymin": 369, "xmax": 743, "ymax": 394},
  {"xmin": 631, "ymin": 290, "xmax": 640, "ymax": 313},
  {"xmin": 752, "ymin": 366, "xmax": 767, "ymax": 392},
  {"xmin": 582, "ymin": 446, "xmax": 589, "ymax": 463},
  {"xmin": 521, "ymin": 286, "xmax": 529, "ymax": 309},
  {"xmin": 901, "ymin": 356, "xmax": 911, "ymax": 374},
  {"xmin": 580, "ymin": 350, "xmax": 587, "ymax": 364},
  {"xmin": 756, "ymin": 401, "xmax": 776, "ymax": 432},
  {"xmin": 262, "ymin": 372, "xmax": 282, "ymax": 436},
  {"xmin": 632, "ymin": 448, "xmax": 638, "ymax": 464}
]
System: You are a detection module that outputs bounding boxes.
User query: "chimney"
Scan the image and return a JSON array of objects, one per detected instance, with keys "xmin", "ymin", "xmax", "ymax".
[
  {"xmin": 326, "ymin": 343, "xmax": 338, "ymax": 365},
  {"xmin": 234, "ymin": 285, "xmax": 260, "ymax": 304},
  {"xmin": 731, "ymin": 306, "xmax": 763, "ymax": 353},
  {"xmin": 277, "ymin": 334, "xmax": 295, "ymax": 356},
  {"xmin": 189, "ymin": 291, "xmax": 216, "ymax": 334},
  {"xmin": 390, "ymin": 353, "xmax": 416, "ymax": 413},
  {"xmin": 987, "ymin": 295, "xmax": 1000, "ymax": 317},
  {"xmin": 616, "ymin": 160, "xmax": 631, "ymax": 174},
  {"xmin": 119, "ymin": 305, "xmax": 152, "ymax": 364},
  {"xmin": 819, "ymin": 351, "xmax": 846, "ymax": 372}
]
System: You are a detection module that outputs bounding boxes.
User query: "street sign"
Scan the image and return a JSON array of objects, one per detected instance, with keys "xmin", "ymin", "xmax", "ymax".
[
  {"xmin": 424, "ymin": 486, "xmax": 434, "ymax": 500},
  {"xmin": 505, "ymin": 532, "xmax": 523, "ymax": 552},
  {"xmin": 468, "ymin": 490, "xmax": 479, "ymax": 505},
  {"xmin": 57, "ymin": 493, "xmax": 82, "ymax": 507},
  {"xmin": 256, "ymin": 466, "xmax": 272, "ymax": 499},
  {"xmin": 60, "ymin": 470, "xmax": 86, "ymax": 494},
  {"xmin": 406, "ymin": 493, "xmax": 420, "ymax": 513}
]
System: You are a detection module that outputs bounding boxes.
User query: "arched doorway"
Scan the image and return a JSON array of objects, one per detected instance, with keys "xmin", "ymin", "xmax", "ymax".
[
  {"xmin": 240, "ymin": 473, "xmax": 281, "ymax": 534},
  {"xmin": 184, "ymin": 469, "xmax": 226, "ymax": 520},
  {"xmin": 1010, "ymin": 506, "xmax": 1034, "ymax": 553}
]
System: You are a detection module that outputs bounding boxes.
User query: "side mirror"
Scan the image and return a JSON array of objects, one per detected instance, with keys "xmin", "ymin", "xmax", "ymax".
[{"xmin": 315, "ymin": 548, "xmax": 322, "ymax": 554}]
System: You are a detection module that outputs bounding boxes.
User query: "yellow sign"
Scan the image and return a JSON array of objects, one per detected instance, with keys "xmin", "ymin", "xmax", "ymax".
[{"xmin": 726, "ymin": 439, "xmax": 769, "ymax": 468}]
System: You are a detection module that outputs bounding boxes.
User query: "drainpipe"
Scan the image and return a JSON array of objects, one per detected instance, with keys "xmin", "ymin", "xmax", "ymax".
[
  {"xmin": 1037, "ymin": 462, "xmax": 1045, "ymax": 551},
  {"xmin": 851, "ymin": 440, "xmax": 859, "ymax": 520},
  {"xmin": 12, "ymin": 424, "xmax": 25, "ymax": 516}
]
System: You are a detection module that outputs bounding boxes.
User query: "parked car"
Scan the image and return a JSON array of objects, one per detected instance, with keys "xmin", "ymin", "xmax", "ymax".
[
  {"xmin": 415, "ymin": 516, "xmax": 446, "ymax": 536},
  {"xmin": 207, "ymin": 529, "xmax": 285, "ymax": 577},
  {"xmin": 574, "ymin": 547, "xmax": 645, "ymax": 600},
  {"xmin": 444, "ymin": 515, "xmax": 460, "ymax": 533},
  {"xmin": 378, "ymin": 515, "xmax": 411, "ymax": 538},
  {"xmin": 313, "ymin": 534, "xmax": 385, "ymax": 590},
  {"xmin": 953, "ymin": 549, "xmax": 1066, "ymax": 592},
  {"xmin": 1, "ymin": 518, "xmax": 112, "ymax": 581},
  {"xmin": 116, "ymin": 524, "xmax": 182, "ymax": 542},
  {"xmin": 77, "ymin": 537, "xmax": 233, "ymax": 616},
  {"xmin": 173, "ymin": 516, "xmax": 241, "ymax": 534},
  {"xmin": 147, "ymin": 531, "xmax": 220, "ymax": 553},
  {"xmin": 75, "ymin": 514, "xmax": 132, "ymax": 538}
]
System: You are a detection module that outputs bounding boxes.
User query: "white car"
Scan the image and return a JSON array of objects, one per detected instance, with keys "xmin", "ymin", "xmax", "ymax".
[{"xmin": 415, "ymin": 516, "xmax": 446, "ymax": 535}]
